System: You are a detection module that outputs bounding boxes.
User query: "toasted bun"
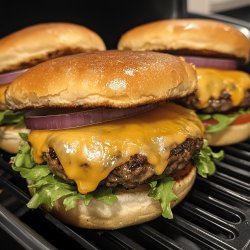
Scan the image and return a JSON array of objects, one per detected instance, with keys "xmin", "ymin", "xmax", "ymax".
[
  {"xmin": 42, "ymin": 165, "xmax": 196, "ymax": 229},
  {"xmin": 0, "ymin": 23, "xmax": 106, "ymax": 73},
  {"xmin": 206, "ymin": 122, "xmax": 250, "ymax": 146},
  {"xmin": 0, "ymin": 84, "xmax": 8, "ymax": 109},
  {"xmin": 118, "ymin": 19, "xmax": 249, "ymax": 62},
  {"xmin": 6, "ymin": 50, "xmax": 197, "ymax": 110},
  {"xmin": 0, "ymin": 125, "xmax": 29, "ymax": 153}
]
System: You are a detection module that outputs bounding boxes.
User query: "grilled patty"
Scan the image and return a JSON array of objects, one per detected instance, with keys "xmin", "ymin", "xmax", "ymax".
[
  {"xmin": 179, "ymin": 90, "xmax": 250, "ymax": 113},
  {"xmin": 43, "ymin": 138, "xmax": 203, "ymax": 189}
]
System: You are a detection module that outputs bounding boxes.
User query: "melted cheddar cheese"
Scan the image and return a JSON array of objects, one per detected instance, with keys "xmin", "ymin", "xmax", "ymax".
[
  {"xmin": 29, "ymin": 103, "xmax": 204, "ymax": 194},
  {"xmin": 196, "ymin": 68, "xmax": 250, "ymax": 108}
]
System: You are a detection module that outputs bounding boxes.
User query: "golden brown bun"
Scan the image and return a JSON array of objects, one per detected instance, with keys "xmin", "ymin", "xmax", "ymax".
[
  {"xmin": 0, "ymin": 84, "xmax": 8, "ymax": 110},
  {"xmin": 44, "ymin": 166, "xmax": 196, "ymax": 229},
  {"xmin": 118, "ymin": 19, "xmax": 249, "ymax": 62},
  {"xmin": 0, "ymin": 23, "xmax": 106, "ymax": 73},
  {"xmin": 6, "ymin": 50, "xmax": 197, "ymax": 110},
  {"xmin": 206, "ymin": 122, "xmax": 250, "ymax": 146},
  {"xmin": 0, "ymin": 125, "xmax": 29, "ymax": 153}
]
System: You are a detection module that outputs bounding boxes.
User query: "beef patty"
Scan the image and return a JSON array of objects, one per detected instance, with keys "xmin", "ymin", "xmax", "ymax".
[
  {"xmin": 179, "ymin": 90, "xmax": 250, "ymax": 113},
  {"xmin": 43, "ymin": 138, "xmax": 203, "ymax": 189}
]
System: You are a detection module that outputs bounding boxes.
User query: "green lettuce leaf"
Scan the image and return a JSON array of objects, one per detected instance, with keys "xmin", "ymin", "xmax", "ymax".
[
  {"xmin": 19, "ymin": 132, "xmax": 29, "ymax": 141},
  {"xmin": 11, "ymin": 135, "xmax": 118, "ymax": 211},
  {"xmin": 27, "ymin": 182, "xmax": 75, "ymax": 209},
  {"xmin": 148, "ymin": 177, "xmax": 177, "ymax": 219},
  {"xmin": 198, "ymin": 108, "xmax": 250, "ymax": 133},
  {"xmin": 63, "ymin": 193, "xmax": 93, "ymax": 210},
  {"xmin": 94, "ymin": 188, "xmax": 118, "ymax": 205},
  {"xmin": 19, "ymin": 165, "xmax": 50, "ymax": 181},
  {"xmin": 193, "ymin": 140, "xmax": 224, "ymax": 178},
  {"xmin": 0, "ymin": 109, "xmax": 24, "ymax": 126}
]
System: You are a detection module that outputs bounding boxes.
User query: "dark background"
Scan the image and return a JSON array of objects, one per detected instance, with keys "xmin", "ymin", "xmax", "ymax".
[
  {"xmin": 1, "ymin": 0, "xmax": 250, "ymax": 49},
  {"xmin": 0, "ymin": 0, "xmax": 188, "ymax": 49}
]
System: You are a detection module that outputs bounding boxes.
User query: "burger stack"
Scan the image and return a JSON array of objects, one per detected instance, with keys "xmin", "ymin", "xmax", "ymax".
[
  {"xmin": 118, "ymin": 19, "xmax": 250, "ymax": 146},
  {"xmin": 5, "ymin": 49, "xmax": 224, "ymax": 229},
  {"xmin": 2, "ymin": 21, "xmax": 227, "ymax": 229}
]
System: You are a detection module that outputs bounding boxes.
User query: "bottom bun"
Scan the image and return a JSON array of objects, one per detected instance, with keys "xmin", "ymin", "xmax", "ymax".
[
  {"xmin": 0, "ymin": 125, "xmax": 29, "ymax": 153},
  {"xmin": 205, "ymin": 122, "xmax": 250, "ymax": 146},
  {"xmin": 44, "ymin": 165, "xmax": 196, "ymax": 230}
]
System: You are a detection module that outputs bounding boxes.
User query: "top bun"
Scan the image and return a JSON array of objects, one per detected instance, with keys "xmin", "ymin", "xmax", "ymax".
[
  {"xmin": 118, "ymin": 19, "xmax": 249, "ymax": 62},
  {"xmin": 6, "ymin": 50, "xmax": 197, "ymax": 110},
  {"xmin": 0, "ymin": 23, "xmax": 106, "ymax": 73}
]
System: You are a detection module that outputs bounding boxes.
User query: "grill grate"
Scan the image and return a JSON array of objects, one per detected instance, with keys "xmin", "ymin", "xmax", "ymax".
[{"xmin": 0, "ymin": 141, "xmax": 250, "ymax": 250}]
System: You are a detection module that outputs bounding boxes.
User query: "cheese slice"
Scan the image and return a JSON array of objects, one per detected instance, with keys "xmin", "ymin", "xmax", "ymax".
[
  {"xmin": 29, "ymin": 103, "xmax": 204, "ymax": 194},
  {"xmin": 196, "ymin": 68, "xmax": 250, "ymax": 108}
]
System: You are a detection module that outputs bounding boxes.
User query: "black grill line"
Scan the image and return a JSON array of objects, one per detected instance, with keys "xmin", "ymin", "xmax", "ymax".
[
  {"xmin": 104, "ymin": 231, "xmax": 146, "ymax": 250},
  {"xmin": 222, "ymin": 154, "xmax": 250, "ymax": 170},
  {"xmin": 189, "ymin": 189, "xmax": 245, "ymax": 223},
  {"xmin": 0, "ymin": 204, "xmax": 57, "ymax": 250},
  {"xmin": 0, "ymin": 174, "xmax": 30, "ymax": 203},
  {"xmin": 42, "ymin": 214, "xmax": 101, "ymax": 250},
  {"xmin": 213, "ymin": 172, "xmax": 250, "ymax": 192},
  {"xmin": 195, "ymin": 177, "xmax": 250, "ymax": 205},
  {"xmin": 13, "ymin": 205, "xmax": 30, "ymax": 218},
  {"xmin": 210, "ymin": 174, "xmax": 250, "ymax": 200},
  {"xmin": 215, "ymin": 161, "xmax": 250, "ymax": 183},
  {"xmin": 138, "ymin": 224, "xmax": 183, "ymax": 250},
  {"xmin": 223, "ymin": 146, "xmax": 250, "ymax": 159},
  {"xmin": 234, "ymin": 142, "xmax": 250, "ymax": 151},
  {"xmin": 178, "ymin": 201, "xmax": 239, "ymax": 240},
  {"xmin": 164, "ymin": 215, "xmax": 236, "ymax": 250}
]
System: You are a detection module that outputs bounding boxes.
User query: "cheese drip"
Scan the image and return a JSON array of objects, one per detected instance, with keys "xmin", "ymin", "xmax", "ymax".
[
  {"xmin": 29, "ymin": 103, "xmax": 204, "ymax": 194},
  {"xmin": 196, "ymin": 68, "xmax": 250, "ymax": 108}
]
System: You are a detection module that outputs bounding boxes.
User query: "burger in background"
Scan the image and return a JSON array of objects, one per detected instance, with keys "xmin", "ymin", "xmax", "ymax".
[
  {"xmin": 6, "ymin": 51, "xmax": 222, "ymax": 229},
  {"xmin": 0, "ymin": 83, "xmax": 27, "ymax": 153},
  {"xmin": 0, "ymin": 22, "xmax": 106, "ymax": 153},
  {"xmin": 118, "ymin": 19, "xmax": 250, "ymax": 146}
]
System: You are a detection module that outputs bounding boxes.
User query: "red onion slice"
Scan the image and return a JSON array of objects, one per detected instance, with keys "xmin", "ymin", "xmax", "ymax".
[
  {"xmin": 183, "ymin": 56, "xmax": 238, "ymax": 70},
  {"xmin": 24, "ymin": 104, "xmax": 158, "ymax": 130},
  {"xmin": 0, "ymin": 68, "xmax": 28, "ymax": 84}
]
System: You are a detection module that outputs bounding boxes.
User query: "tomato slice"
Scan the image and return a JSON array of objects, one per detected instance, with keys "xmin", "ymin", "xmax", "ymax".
[
  {"xmin": 232, "ymin": 113, "xmax": 250, "ymax": 125},
  {"xmin": 203, "ymin": 113, "xmax": 250, "ymax": 127},
  {"xmin": 203, "ymin": 119, "xmax": 217, "ymax": 125}
]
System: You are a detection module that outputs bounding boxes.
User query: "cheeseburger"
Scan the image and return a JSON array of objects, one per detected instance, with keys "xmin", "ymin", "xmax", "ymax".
[
  {"xmin": 7, "ymin": 51, "xmax": 221, "ymax": 229},
  {"xmin": 0, "ymin": 22, "xmax": 105, "ymax": 153},
  {"xmin": 118, "ymin": 19, "xmax": 250, "ymax": 146}
]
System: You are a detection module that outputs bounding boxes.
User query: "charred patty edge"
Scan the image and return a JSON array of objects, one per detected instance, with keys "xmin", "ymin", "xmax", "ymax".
[{"xmin": 179, "ymin": 90, "xmax": 250, "ymax": 113}]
